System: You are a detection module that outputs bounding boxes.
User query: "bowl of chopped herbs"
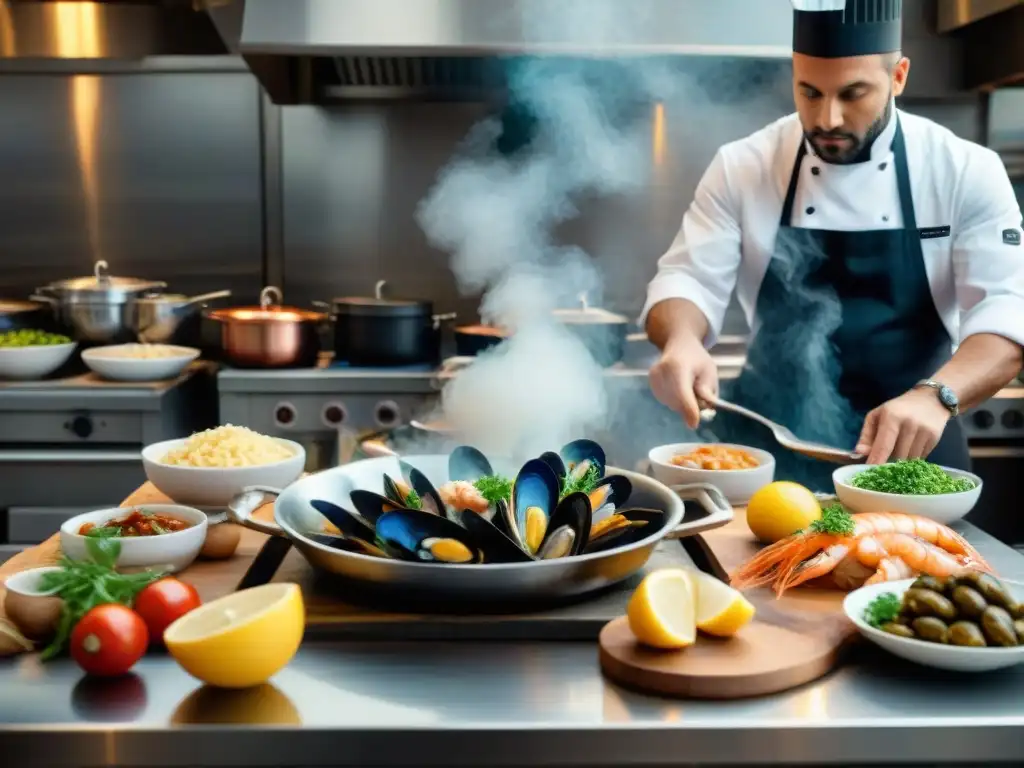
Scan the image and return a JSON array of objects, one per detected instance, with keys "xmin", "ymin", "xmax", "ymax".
[{"xmin": 832, "ymin": 460, "xmax": 982, "ymax": 524}]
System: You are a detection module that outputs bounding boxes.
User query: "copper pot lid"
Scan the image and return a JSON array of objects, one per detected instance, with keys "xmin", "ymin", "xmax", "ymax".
[
  {"xmin": 332, "ymin": 280, "xmax": 432, "ymax": 317},
  {"xmin": 208, "ymin": 286, "xmax": 326, "ymax": 323},
  {"xmin": 551, "ymin": 294, "xmax": 628, "ymax": 325},
  {"xmin": 42, "ymin": 260, "xmax": 167, "ymax": 299}
]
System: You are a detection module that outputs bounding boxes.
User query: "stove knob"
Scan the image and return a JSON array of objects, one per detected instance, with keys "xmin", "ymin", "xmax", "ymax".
[
  {"xmin": 1002, "ymin": 409, "xmax": 1024, "ymax": 430},
  {"xmin": 374, "ymin": 400, "xmax": 400, "ymax": 428},
  {"xmin": 322, "ymin": 403, "xmax": 348, "ymax": 427},
  {"xmin": 274, "ymin": 402, "xmax": 296, "ymax": 427},
  {"xmin": 972, "ymin": 410, "xmax": 995, "ymax": 430},
  {"xmin": 70, "ymin": 415, "xmax": 94, "ymax": 439}
]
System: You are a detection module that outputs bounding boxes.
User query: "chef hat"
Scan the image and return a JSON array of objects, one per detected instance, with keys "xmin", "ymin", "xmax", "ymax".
[{"xmin": 792, "ymin": 0, "xmax": 903, "ymax": 58}]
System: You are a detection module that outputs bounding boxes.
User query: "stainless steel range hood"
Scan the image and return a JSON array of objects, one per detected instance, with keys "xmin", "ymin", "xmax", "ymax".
[
  {"xmin": 204, "ymin": 0, "xmax": 800, "ymax": 103},
  {"xmin": 937, "ymin": 0, "xmax": 1024, "ymax": 89}
]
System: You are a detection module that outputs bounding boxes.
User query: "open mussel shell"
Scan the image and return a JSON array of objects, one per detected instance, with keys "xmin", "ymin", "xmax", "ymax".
[
  {"xmin": 306, "ymin": 532, "xmax": 388, "ymax": 558},
  {"xmin": 584, "ymin": 508, "xmax": 665, "ymax": 554},
  {"xmin": 375, "ymin": 508, "xmax": 483, "ymax": 564},
  {"xmin": 458, "ymin": 509, "xmax": 533, "ymax": 563},
  {"xmin": 448, "ymin": 445, "xmax": 493, "ymax": 483},
  {"xmin": 383, "ymin": 473, "xmax": 416, "ymax": 508},
  {"xmin": 588, "ymin": 474, "xmax": 632, "ymax": 512},
  {"xmin": 507, "ymin": 458, "xmax": 560, "ymax": 555},
  {"xmin": 310, "ymin": 499, "xmax": 377, "ymax": 542},
  {"xmin": 349, "ymin": 489, "xmax": 411, "ymax": 524},
  {"xmin": 540, "ymin": 492, "xmax": 592, "ymax": 558},
  {"xmin": 538, "ymin": 451, "xmax": 566, "ymax": 484},
  {"xmin": 560, "ymin": 438, "xmax": 606, "ymax": 483},
  {"xmin": 407, "ymin": 466, "xmax": 452, "ymax": 520}
]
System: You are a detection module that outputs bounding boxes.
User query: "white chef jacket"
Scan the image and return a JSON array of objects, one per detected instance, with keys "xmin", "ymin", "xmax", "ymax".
[{"xmin": 641, "ymin": 107, "xmax": 1024, "ymax": 351}]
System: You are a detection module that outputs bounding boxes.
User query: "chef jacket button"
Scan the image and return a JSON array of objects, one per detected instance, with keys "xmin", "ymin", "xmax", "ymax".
[
  {"xmin": 806, "ymin": 206, "xmax": 816, "ymax": 215},
  {"xmin": 883, "ymin": 215, "xmax": 890, "ymax": 222},
  {"xmin": 811, "ymin": 166, "xmax": 820, "ymax": 176},
  {"xmin": 878, "ymin": 162, "xmax": 888, "ymax": 171}
]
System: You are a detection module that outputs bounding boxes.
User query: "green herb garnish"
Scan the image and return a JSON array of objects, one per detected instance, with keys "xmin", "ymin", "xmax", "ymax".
[
  {"xmin": 807, "ymin": 503, "xmax": 857, "ymax": 536},
  {"xmin": 863, "ymin": 592, "xmax": 902, "ymax": 628},
  {"xmin": 473, "ymin": 475, "xmax": 512, "ymax": 506},
  {"xmin": 560, "ymin": 463, "xmax": 600, "ymax": 499},
  {"xmin": 85, "ymin": 526, "xmax": 121, "ymax": 539},
  {"xmin": 851, "ymin": 459, "xmax": 975, "ymax": 495},
  {"xmin": 38, "ymin": 537, "xmax": 165, "ymax": 660},
  {"xmin": 404, "ymin": 489, "xmax": 422, "ymax": 510}
]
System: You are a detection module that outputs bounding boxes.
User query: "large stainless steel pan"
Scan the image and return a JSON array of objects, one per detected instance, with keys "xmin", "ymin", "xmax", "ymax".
[{"xmin": 227, "ymin": 454, "xmax": 733, "ymax": 606}]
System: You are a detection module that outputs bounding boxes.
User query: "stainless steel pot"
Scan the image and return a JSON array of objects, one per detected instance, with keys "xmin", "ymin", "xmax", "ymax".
[
  {"xmin": 552, "ymin": 294, "xmax": 631, "ymax": 367},
  {"xmin": 31, "ymin": 260, "xmax": 167, "ymax": 343},
  {"xmin": 133, "ymin": 289, "xmax": 231, "ymax": 343},
  {"xmin": 227, "ymin": 454, "xmax": 733, "ymax": 606},
  {"xmin": 207, "ymin": 286, "xmax": 327, "ymax": 368}
]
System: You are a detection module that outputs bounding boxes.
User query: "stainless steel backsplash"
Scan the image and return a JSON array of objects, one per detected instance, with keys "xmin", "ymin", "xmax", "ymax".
[{"xmin": 0, "ymin": 62, "xmax": 992, "ymax": 334}]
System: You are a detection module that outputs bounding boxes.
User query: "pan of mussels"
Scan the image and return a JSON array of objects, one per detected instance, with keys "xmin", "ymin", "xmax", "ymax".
[{"xmin": 227, "ymin": 438, "xmax": 734, "ymax": 606}]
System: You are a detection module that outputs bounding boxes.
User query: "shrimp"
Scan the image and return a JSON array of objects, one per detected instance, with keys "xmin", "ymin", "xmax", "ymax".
[
  {"xmin": 851, "ymin": 512, "xmax": 989, "ymax": 569},
  {"xmin": 437, "ymin": 480, "xmax": 490, "ymax": 516},
  {"xmin": 855, "ymin": 532, "xmax": 972, "ymax": 581},
  {"xmin": 731, "ymin": 532, "xmax": 846, "ymax": 591}
]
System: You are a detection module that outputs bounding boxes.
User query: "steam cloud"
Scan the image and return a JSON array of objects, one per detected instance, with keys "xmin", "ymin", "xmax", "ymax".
[{"xmin": 416, "ymin": 1, "xmax": 855, "ymax": 478}]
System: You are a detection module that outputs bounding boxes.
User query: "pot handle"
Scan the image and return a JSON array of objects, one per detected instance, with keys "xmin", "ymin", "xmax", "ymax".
[
  {"xmin": 29, "ymin": 293, "xmax": 56, "ymax": 305},
  {"xmin": 360, "ymin": 439, "xmax": 398, "ymax": 458},
  {"xmin": 260, "ymin": 286, "xmax": 283, "ymax": 308},
  {"xmin": 432, "ymin": 311, "xmax": 457, "ymax": 330},
  {"xmin": 663, "ymin": 482, "xmax": 734, "ymax": 540},
  {"xmin": 226, "ymin": 485, "xmax": 287, "ymax": 537},
  {"xmin": 182, "ymin": 289, "xmax": 232, "ymax": 309}
]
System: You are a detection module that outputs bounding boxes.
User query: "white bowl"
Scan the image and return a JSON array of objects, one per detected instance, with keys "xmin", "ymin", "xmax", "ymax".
[
  {"xmin": 142, "ymin": 437, "xmax": 306, "ymax": 509},
  {"xmin": 844, "ymin": 578, "xmax": 1024, "ymax": 673},
  {"xmin": 60, "ymin": 505, "xmax": 208, "ymax": 573},
  {"xmin": 0, "ymin": 342, "xmax": 77, "ymax": 380},
  {"xmin": 833, "ymin": 464, "xmax": 982, "ymax": 525},
  {"xmin": 648, "ymin": 442, "xmax": 775, "ymax": 505},
  {"xmin": 81, "ymin": 345, "xmax": 200, "ymax": 382}
]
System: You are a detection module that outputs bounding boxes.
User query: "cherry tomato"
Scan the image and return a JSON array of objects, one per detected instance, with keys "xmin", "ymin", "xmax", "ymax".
[
  {"xmin": 70, "ymin": 604, "xmax": 149, "ymax": 677},
  {"xmin": 133, "ymin": 578, "xmax": 201, "ymax": 645}
]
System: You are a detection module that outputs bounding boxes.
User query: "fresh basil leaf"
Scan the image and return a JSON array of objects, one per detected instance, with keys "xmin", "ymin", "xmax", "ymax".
[
  {"xmin": 86, "ymin": 526, "xmax": 121, "ymax": 539},
  {"xmin": 85, "ymin": 535, "xmax": 121, "ymax": 569}
]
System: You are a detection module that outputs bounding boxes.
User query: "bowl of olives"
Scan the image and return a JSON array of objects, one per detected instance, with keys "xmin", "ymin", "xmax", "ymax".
[
  {"xmin": 844, "ymin": 571, "xmax": 1024, "ymax": 672},
  {"xmin": 0, "ymin": 329, "xmax": 77, "ymax": 380}
]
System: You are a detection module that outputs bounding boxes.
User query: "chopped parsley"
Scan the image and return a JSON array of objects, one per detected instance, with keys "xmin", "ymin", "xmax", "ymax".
[
  {"xmin": 851, "ymin": 459, "xmax": 975, "ymax": 495},
  {"xmin": 473, "ymin": 475, "xmax": 512, "ymax": 506},
  {"xmin": 863, "ymin": 592, "xmax": 902, "ymax": 628},
  {"xmin": 404, "ymin": 489, "xmax": 422, "ymax": 510},
  {"xmin": 807, "ymin": 503, "xmax": 856, "ymax": 536},
  {"xmin": 561, "ymin": 463, "xmax": 600, "ymax": 499}
]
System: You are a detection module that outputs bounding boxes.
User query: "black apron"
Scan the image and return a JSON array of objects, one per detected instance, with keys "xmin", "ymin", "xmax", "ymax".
[{"xmin": 714, "ymin": 118, "xmax": 970, "ymax": 491}]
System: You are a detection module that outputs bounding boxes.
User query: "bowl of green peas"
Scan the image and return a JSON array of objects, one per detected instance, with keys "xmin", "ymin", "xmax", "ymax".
[{"xmin": 0, "ymin": 329, "xmax": 78, "ymax": 380}]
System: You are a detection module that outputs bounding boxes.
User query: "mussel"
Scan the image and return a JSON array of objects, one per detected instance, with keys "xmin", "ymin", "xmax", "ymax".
[
  {"xmin": 535, "ymin": 492, "xmax": 592, "ymax": 559},
  {"xmin": 449, "ymin": 445, "xmax": 494, "ymax": 483},
  {"xmin": 458, "ymin": 509, "xmax": 532, "ymax": 563},
  {"xmin": 588, "ymin": 475, "xmax": 633, "ymax": 519},
  {"xmin": 505, "ymin": 458, "xmax": 561, "ymax": 555},
  {"xmin": 375, "ymin": 508, "xmax": 483, "ymax": 564},
  {"xmin": 383, "ymin": 473, "xmax": 420, "ymax": 510},
  {"xmin": 585, "ymin": 509, "xmax": 665, "ymax": 553},
  {"xmin": 306, "ymin": 532, "xmax": 388, "ymax": 558},
  {"xmin": 310, "ymin": 499, "xmax": 376, "ymax": 541},
  {"xmin": 350, "ymin": 489, "xmax": 409, "ymax": 525}
]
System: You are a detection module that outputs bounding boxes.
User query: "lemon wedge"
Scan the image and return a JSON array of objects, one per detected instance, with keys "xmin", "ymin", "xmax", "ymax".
[
  {"xmin": 689, "ymin": 570, "xmax": 756, "ymax": 637},
  {"xmin": 164, "ymin": 583, "xmax": 305, "ymax": 689},
  {"xmin": 625, "ymin": 569, "xmax": 696, "ymax": 650}
]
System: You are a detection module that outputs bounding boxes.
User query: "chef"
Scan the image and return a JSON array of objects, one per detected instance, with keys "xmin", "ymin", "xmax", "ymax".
[{"xmin": 643, "ymin": 0, "xmax": 1024, "ymax": 488}]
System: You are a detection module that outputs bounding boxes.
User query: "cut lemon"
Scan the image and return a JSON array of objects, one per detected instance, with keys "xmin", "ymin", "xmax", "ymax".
[
  {"xmin": 625, "ymin": 569, "xmax": 696, "ymax": 650},
  {"xmin": 164, "ymin": 583, "xmax": 305, "ymax": 689},
  {"xmin": 689, "ymin": 570, "xmax": 756, "ymax": 637}
]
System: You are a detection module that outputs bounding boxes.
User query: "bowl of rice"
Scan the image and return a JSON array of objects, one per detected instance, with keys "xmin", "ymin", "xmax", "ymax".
[{"xmin": 142, "ymin": 425, "xmax": 306, "ymax": 508}]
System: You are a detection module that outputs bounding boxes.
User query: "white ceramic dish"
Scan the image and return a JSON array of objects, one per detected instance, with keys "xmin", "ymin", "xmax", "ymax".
[
  {"xmin": 648, "ymin": 442, "xmax": 775, "ymax": 505},
  {"xmin": 2, "ymin": 566, "xmax": 64, "ymax": 641},
  {"xmin": 0, "ymin": 342, "xmax": 77, "ymax": 380},
  {"xmin": 142, "ymin": 437, "xmax": 306, "ymax": 508},
  {"xmin": 844, "ymin": 578, "xmax": 1024, "ymax": 673},
  {"xmin": 833, "ymin": 464, "xmax": 982, "ymax": 524},
  {"xmin": 60, "ymin": 505, "xmax": 208, "ymax": 573},
  {"xmin": 81, "ymin": 345, "xmax": 200, "ymax": 382}
]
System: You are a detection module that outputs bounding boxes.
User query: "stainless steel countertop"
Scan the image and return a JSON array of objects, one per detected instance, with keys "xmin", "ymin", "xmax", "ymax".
[{"xmin": 2, "ymin": 522, "xmax": 1024, "ymax": 767}]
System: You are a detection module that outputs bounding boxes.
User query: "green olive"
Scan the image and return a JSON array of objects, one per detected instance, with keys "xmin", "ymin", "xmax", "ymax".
[
  {"xmin": 950, "ymin": 585, "xmax": 987, "ymax": 620},
  {"xmin": 957, "ymin": 572, "xmax": 1016, "ymax": 613},
  {"xmin": 1013, "ymin": 619, "xmax": 1024, "ymax": 643},
  {"xmin": 911, "ymin": 616, "xmax": 950, "ymax": 644},
  {"xmin": 980, "ymin": 606, "xmax": 1018, "ymax": 647},
  {"xmin": 948, "ymin": 621, "xmax": 987, "ymax": 647},
  {"xmin": 911, "ymin": 575, "xmax": 945, "ymax": 594},
  {"xmin": 881, "ymin": 622, "xmax": 915, "ymax": 639},
  {"xmin": 904, "ymin": 588, "xmax": 957, "ymax": 622}
]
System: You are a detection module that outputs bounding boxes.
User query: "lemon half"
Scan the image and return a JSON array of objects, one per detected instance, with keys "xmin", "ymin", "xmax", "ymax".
[
  {"xmin": 626, "ymin": 569, "xmax": 696, "ymax": 650},
  {"xmin": 689, "ymin": 570, "xmax": 756, "ymax": 637},
  {"xmin": 164, "ymin": 583, "xmax": 305, "ymax": 689}
]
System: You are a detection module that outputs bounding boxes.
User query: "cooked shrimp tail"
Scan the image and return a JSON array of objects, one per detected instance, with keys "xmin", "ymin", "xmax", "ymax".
[{"xmin": 864, "ymin": 555, "xmax": 915, "ymax": 585}]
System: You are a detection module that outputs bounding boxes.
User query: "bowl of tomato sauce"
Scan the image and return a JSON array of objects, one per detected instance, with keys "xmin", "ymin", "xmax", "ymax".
[
  {"xmin": 60, "ymin": 505, "xmax": 208, "ymax": 573},
  {"xmin": 647, "ymin": 442, "xmax": 775, "ymax": 505}
]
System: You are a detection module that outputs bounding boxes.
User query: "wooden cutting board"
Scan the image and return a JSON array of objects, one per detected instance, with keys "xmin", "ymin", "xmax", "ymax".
[{"xmin": 598, "ymin": 507, "xmax": 857, "ymax": 699}]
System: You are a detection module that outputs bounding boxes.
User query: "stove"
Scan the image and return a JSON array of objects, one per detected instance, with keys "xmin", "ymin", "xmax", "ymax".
[{"xmin": 0, "ymin": 363, "xmax": 218, "ymax": 562}]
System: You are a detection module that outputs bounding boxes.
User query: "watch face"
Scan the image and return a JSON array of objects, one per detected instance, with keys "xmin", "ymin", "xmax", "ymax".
[{"xmin": 939, "ymin": 385, "xmax": 959, "ymax": 409}]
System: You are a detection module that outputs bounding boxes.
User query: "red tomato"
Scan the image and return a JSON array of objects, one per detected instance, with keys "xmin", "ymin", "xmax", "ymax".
[
  {"xmin": 70, "ymin": 605, "xmax": 149, "ymax": 677},
  {"xmin": 133, "ymin": 578, "xmax": 201, "ymax": 645}
]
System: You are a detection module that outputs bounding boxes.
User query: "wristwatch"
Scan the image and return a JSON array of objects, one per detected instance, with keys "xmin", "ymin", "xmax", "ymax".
[{"xmin": 915, "ymin": 379, "xmax": 959, "ymax": 418}]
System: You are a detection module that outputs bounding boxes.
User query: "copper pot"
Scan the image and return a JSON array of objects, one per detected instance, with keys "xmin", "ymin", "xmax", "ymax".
[{"xmin": 206, "ymin": 287, "xmax": 326, "ymax": 369}]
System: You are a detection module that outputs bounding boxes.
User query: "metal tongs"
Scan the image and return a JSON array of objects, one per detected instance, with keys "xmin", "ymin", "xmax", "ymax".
[{"xmin": 702, "ymin": 396, "xmax": 865, "ymax": 465}]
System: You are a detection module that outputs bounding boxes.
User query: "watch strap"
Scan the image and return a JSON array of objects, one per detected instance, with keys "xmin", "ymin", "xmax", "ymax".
[{"xmin": 915, "ymin": 379, "xmax": 959, "ymax": 418}]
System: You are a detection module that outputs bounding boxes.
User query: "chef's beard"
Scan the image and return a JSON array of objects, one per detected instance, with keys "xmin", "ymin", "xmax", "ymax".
[{"xmin": 806, "ymin": 97, "xmax": 892, "ymax": 165}]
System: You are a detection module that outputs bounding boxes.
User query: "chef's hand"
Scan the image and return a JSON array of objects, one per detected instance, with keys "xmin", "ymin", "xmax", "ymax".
[
  {"xmin": 649, "ymin": 336, "xmax": 719, "ymax": 430},
  {"xmin": 855, "ymin": 388, "xmax": 951, "ymax": 465}
]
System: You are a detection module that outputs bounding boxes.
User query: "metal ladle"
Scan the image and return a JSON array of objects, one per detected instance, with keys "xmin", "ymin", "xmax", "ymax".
[{"xmin": 702, "ymin": 396, "xmax": 865, "ymax": 465}]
